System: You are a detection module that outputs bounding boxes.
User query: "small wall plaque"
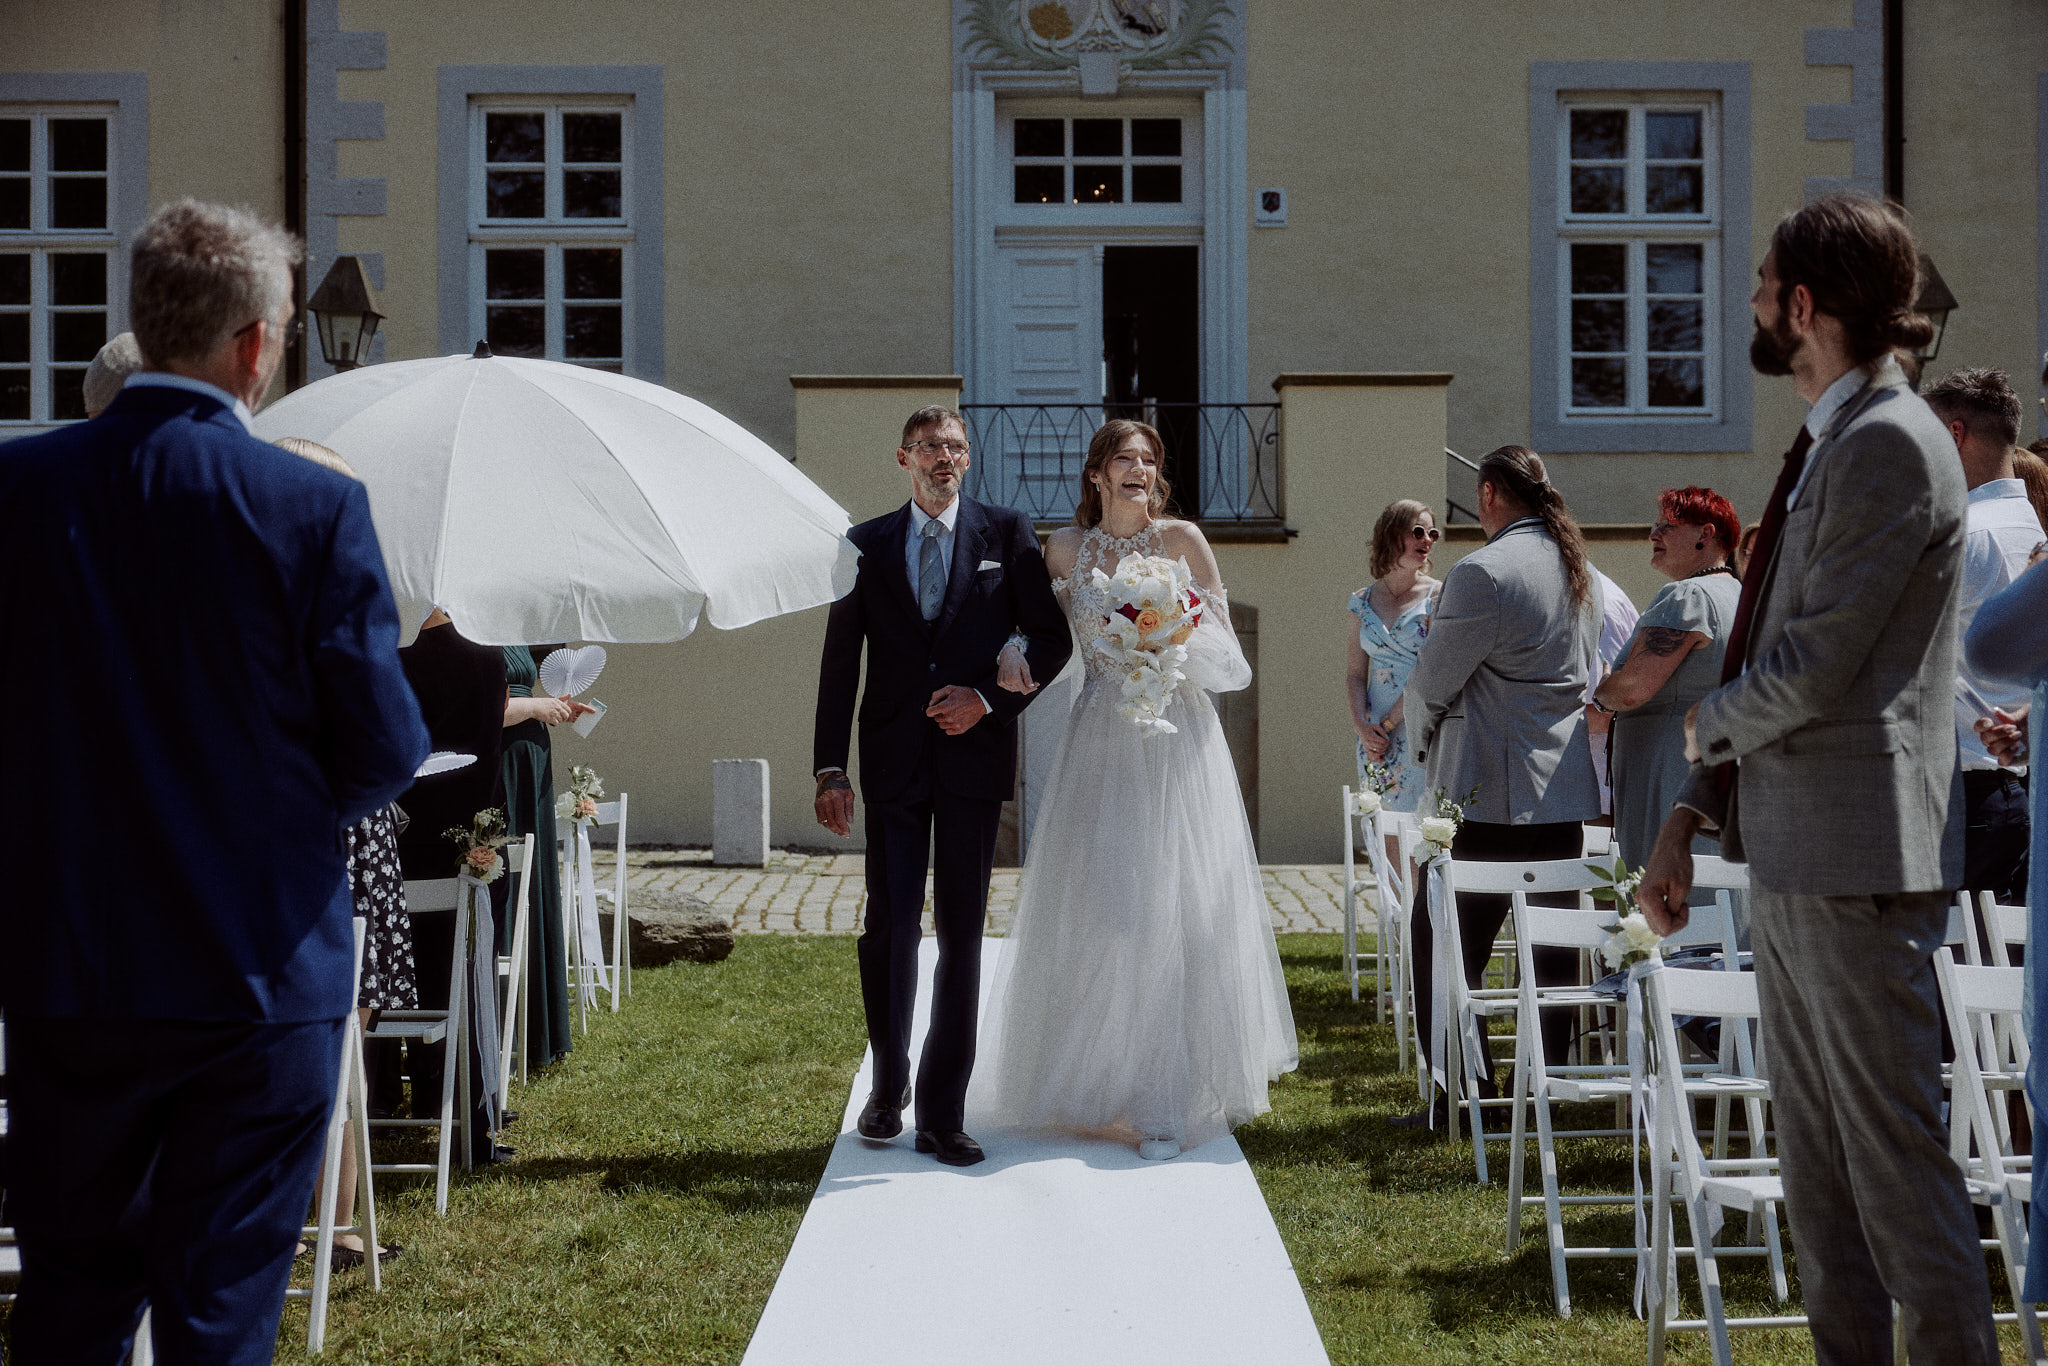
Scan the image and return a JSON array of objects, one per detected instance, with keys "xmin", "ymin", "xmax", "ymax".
[{"xmin": 1254, "ymin": 187, "xmax": 1287, "ymax": 228}]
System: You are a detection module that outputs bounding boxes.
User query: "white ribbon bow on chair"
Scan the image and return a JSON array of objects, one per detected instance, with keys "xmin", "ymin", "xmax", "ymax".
[{"xmin": 572, "ymin": 823, "xmax": 610, "ymax": 1002}]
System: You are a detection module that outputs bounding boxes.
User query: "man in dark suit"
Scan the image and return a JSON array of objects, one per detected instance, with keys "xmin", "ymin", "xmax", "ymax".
[
  {"xmin": 0, "ymin": 200, "xmax": 429, "ymax": 1364},
  {"xmin": 813, "ymin": 406, "xmax": 1069, "ymax": 1166}
]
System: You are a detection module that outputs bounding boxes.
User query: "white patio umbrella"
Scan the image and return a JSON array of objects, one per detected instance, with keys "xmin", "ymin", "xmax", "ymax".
[{"xmin": 251, "ymin": 350, "xmax": 858, "ymax": 646}]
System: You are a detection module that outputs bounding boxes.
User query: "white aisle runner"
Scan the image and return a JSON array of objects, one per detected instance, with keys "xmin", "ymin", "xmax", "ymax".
[{"xmin": 741, "ymin": 939, "xmax": 1330, "ymax": 1366}]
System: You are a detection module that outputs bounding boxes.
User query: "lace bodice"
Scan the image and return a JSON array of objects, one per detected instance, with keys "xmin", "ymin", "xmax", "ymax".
[{"xmin": 1052, "ymin": 524, "xmax": 1233, "ymax": 683}]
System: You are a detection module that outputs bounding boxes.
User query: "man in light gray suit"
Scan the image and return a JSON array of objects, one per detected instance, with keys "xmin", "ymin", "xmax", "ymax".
[
  {"xmin": 1641, "ymin": 195, "xmax": 1996, "ymax": 1362},
  {"xmin": 1396, "ymin": 445, "xmax": 1603, "ymax": 1127}
]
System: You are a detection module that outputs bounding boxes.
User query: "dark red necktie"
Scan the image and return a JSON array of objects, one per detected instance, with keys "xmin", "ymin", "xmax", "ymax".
[
  {"xmin": 1710, "ymin": 426, "xmax": 1813, "ymax": 798},
  {"xmin": 1721, "ymin": 425, "xmax": 1814, "ymax": 684}
]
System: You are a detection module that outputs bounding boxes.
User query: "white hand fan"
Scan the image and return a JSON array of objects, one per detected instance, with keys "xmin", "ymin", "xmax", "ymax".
[
  {"xmin": 415, "ymin": 751, "xmax": 478, "ymax": 778},
  {"xmin": 538, "ymin": 645, "xmax": 607, "ymax": 698}
]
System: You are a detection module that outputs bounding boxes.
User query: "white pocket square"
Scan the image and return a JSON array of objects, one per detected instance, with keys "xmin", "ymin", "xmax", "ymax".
[{"xmin": 977, "ymin": 559, "xmax": 1003, "ymax": 571}]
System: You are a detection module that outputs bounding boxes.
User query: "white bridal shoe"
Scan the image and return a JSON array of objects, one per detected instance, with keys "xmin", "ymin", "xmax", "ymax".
[{"xmin": 1138, "ymin": 1138, "xmax": 1181, "ymax": 1161}]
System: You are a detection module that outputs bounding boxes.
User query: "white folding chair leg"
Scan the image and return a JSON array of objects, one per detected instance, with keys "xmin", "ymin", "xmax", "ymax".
[
  {"xmin": 498, "ymin": 835, "xmax": 536, "ymax": 1112},
  {"xmin": 350, "ymin": 1016, "xmax": 381, "ymax": 1295},
  {"xmin": 305, "ymin": 1012, "xmax": 354, "ymax": 1352}
]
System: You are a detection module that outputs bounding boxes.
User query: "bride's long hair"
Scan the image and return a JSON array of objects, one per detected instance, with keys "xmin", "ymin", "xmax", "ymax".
[{"xmin": 1075, "ymin": 419, "xmax": 1173, "ymax": 528}]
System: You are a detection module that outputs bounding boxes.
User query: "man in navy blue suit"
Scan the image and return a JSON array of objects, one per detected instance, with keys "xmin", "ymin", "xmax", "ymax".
[
  {"xmin": 0, "ymin": 200, "xmax": 429, "ymax": 1364},
  {"xmin": 813, "ymin": 406, "xmax": 1070, "ymax": 1166}
]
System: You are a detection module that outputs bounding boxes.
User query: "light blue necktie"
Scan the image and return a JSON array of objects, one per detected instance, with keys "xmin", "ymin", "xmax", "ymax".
[{"xmin": 919, "ymin": 518, "xmax": 946, "ymax": 621}]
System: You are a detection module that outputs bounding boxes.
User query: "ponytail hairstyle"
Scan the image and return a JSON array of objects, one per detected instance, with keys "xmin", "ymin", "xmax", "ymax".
[{"xmin": 1476, "ymin": 444, "xmax": 1591, "ymax": 610}]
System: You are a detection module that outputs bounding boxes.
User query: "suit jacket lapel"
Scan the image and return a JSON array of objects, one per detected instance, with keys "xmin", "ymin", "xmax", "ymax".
[
  {"xmin": 874, "ymin": 504, "xmax": 924, "ymax": 627},
  {"xmin": 932, "ymin": 497, "xmax": 987, "ymax": 642}
]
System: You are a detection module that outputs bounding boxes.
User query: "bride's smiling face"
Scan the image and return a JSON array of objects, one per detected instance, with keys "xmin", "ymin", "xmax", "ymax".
[{"xmin": 1095, "ymin": 435, "xmax": 1160, "ymax": 509}]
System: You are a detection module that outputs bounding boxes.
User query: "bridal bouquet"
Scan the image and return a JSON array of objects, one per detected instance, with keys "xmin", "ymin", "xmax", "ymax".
[
  {"xmin": 1090, "ymin": 552, "xmax": 1205, "ymax": 736},
  {"xmin": 444, "ymin": 807, "xmax": 510, "ymax": 883},
  {"xmin": 555, "ymin": 764, "xmax": 605, "ymax": 827}
]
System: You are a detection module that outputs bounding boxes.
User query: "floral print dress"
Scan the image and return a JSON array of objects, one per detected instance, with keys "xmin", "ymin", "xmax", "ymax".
[
  {"xmin": 344, "ymin": 805, "xmax": 418, "ymax": 1010},
  {"xmin": 1347, "ymin": 587, "xmax": 1433, "ymax": 812}
]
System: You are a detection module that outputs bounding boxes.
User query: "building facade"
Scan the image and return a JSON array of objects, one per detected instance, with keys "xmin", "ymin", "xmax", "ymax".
[{"xmin": 8, "ymin": 1, "xmax": 2046, "ymax": 859}]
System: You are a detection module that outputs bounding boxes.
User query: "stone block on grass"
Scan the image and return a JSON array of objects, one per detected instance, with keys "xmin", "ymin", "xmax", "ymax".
[{"xmin": 599, "ymin": 888, "xmax": 735, "ymax": 966}]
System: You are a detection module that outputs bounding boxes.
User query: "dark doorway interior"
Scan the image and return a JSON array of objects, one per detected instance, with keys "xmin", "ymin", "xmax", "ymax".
[{"xmin": 1102, "ymin": 245, "xmax": 1200, "ymax": 516}]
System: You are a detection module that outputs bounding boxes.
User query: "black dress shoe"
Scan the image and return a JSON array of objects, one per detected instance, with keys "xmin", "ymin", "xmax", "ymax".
[
  {"xmin": 331, "ymin": 1242, "xmax": 403, "ymax": 1270},
  {"xmin": 856, "ymin": 1084, "xmax": 913, "ymax": 1142},
  {"xmin": 1388, "ymin": 1095, "xmax": 1453, "ymax": 1130},
  {"xmin": 914, "ymin": 1129, "xmax": 986, "ymax": 1167}
]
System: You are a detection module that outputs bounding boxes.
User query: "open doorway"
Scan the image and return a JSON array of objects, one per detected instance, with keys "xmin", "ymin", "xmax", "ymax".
[{"xmin": 1102, "ymin": 244, "xmax": 1200, "ymax": 515}]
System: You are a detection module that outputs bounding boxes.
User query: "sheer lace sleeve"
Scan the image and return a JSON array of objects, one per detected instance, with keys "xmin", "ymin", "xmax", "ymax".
[{"xmin": 1181, "ymin": 581, "xmax": 1251, "ymax": 695}]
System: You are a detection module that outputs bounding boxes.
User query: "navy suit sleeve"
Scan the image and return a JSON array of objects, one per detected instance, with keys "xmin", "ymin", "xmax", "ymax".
[
  {"xmin": 974, "ymin": 511, "xmax": 1072, "ymax": 726},
  {"xmin": 813, "ymin": 552, "xmax": 865, "ymax": 773},
  {"xmin": 312, "ymin": 481, "xmax": 432, "ymax": 822},
  {"xmin": 1966, "ymin": 558, "xmax": 2048, "ymax": 689}
]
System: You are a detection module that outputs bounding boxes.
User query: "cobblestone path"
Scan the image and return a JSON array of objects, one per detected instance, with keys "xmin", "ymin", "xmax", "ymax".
[{"xmin": 588, "ymin": 848, "xmax": 1362, "ymax": 936}]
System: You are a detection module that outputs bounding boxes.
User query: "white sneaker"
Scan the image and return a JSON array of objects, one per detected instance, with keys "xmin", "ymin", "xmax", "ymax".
[{"xmin": 1137, "ymin": 1138, "xmax": 1180, "ymax": 1161}]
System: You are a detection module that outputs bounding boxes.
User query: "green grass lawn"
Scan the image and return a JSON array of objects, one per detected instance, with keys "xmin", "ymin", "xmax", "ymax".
[{"xmin": 5, "ymin": 933, "xmax": 2024, "ymax": 1361}]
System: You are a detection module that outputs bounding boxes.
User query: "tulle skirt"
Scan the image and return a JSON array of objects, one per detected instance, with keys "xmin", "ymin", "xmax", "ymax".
[{"xmin": 969, "ymin": 674, "xmax": 1299, "ymax": 1150}]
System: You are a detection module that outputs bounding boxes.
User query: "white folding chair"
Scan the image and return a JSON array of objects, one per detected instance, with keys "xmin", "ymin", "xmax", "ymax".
[
  {"xmin": 1340, "ymin": 787, "xmax": 1408, "ymax": 1031},
  {"xmin": 1340, "ymin": 786, "xmax": 1370, "ymax": 1004},
  {"xmin": 286, "ymin": 921, "xmax": 381, "ymax": 1351},
  {"xmin": 367, "ymin": 857, "xmax": 501, "ymax": 1216},
  {"xmin": 589, "ymin": 795, "xmax": 631, "ymax": 1010},
  {"xmin": 1581, "ymin": 827, "xmax": 1614, "ymax": 857},
  {"xmin": 1645, "ymin": 966, "xmax": 1806, "ymax": 1365},
  {"xmin": 491, "ymin": 837, "xmax": 537, "ymax": 1107},
  {"xmin": 1431, "ymin": 854, "xmax": 1599, "ymax": 1181},
  {"xmin": 1935, "ymin": 948, "xmax": 2047, "ymax": 1361},
  {"xmin": 1503, "ymin": 897, "xmax": 1775, "ymax": 1316}
]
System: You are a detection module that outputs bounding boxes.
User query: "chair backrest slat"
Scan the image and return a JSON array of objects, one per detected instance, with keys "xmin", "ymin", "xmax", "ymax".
[
  {"xmin": 1657, "ymin": 963, "xmax": 1762, "ymax": 1019},
  {"xmin": 404, "ymin": 877, "xmax": 460, "ymax": 912},
  {"xmin": 1691, "ymin": 854, "xmax": 1750, "ymax": 889},
  {"xmin": 1449, "ymin": 856, "xmax": 1604, "ymax": 897}
]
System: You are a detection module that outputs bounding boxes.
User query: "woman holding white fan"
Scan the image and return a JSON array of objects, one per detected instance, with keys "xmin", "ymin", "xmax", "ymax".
[{"xmin": 969, "ymin": 420, "xmax": 1298, "ymax": 1161}]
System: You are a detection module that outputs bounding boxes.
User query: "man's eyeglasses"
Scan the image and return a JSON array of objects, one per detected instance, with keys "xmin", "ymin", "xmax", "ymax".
[
  {"xmin": 906, "ymin": 439, "xmax": 970, "ymax": 458},
  {"xmin": 1408, "ymin": 525, "xmax": 1440, "ymax": 543}
]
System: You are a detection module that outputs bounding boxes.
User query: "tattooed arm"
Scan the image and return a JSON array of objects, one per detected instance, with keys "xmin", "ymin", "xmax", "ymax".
[{"xmin": 1593, "ymin": 625, "xmax": 1707, "ymax": 713}]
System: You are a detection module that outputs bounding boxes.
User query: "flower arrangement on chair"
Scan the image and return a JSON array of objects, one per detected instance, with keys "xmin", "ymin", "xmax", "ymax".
[
  {"xmin": 1588, "ymin": 855, "xmax": 1668, "ymax": 971},
  {"xmin": 444, "ymin": 807, "xmax": 509, "ymax": 883},
  {"xmin": 1418, "ymin": 785, "xmax": 1478, "ymax": 859},
  {"xmin": 554, "ymin": 764, "xmax": 605, "ymax": 828}
]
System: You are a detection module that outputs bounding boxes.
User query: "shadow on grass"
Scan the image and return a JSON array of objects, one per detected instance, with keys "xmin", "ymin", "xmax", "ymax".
[{"xmin": 463, "ymin": 1142, "xmax": 836, "ymax": 1215}]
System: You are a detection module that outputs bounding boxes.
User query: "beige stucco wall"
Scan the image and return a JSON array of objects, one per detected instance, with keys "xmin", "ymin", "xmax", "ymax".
[
  {"xmin": 1900, "ymin": 0, "xmax": 2048, "ymax": 433},
  {"xmin": 336, "ymin": 0, "xmax": 955, "ymax": 456}
]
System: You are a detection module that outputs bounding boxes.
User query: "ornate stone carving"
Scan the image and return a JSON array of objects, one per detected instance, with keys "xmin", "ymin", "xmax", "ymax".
[{"xmin": 962, "ymin": 0, "xmax": 1235, "ymax": 74}]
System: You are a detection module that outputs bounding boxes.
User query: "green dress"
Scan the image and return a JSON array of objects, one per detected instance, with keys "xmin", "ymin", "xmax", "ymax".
[{"xmin": 501, "ymin": 645, "xmax": 572, "ymax": 1069}]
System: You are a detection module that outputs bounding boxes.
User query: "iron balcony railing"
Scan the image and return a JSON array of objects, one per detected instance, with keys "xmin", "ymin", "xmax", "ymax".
[
  {"xmin": 1445, "ymin": 445, "xmax": 1480, "ymax": 523},
  {"xmin": 958, "ymin": 403, "xmax": 1282, "ymax": 528}
]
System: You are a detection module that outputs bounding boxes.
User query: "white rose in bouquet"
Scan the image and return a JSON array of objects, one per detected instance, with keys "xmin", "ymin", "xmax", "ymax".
[
  {"xmin": 1092, "ymin": 553, "xmax": 1206, "ymax": 735},
  {"xmin": 1351, "ymin": 788, "xmax": 1383, "ymax": 818},
  {"xmin": 1419, "ymin": 815, "xmax": 1458, "ymax": 850},
  {"xmin": 1598, "ymin": 910, "xmax": 1667, "ymax": 971}
]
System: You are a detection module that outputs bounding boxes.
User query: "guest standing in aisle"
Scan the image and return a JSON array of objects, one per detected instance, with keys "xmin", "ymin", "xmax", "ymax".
[
  {"xmin": 1640, "ymin": 194, "xmax": 1996, "ymax": 1363},
  {"xmin": 500, "ymin": 644, "xmax": 594, "ymax": 1072},
  {"xmin": 1398, "ymin": 444, "xmax": 1603, "ymax": 1127}
]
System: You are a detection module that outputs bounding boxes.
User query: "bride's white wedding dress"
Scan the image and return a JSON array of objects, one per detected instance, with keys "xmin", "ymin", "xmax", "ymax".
[{"xmin": 970, "ymin": 522, "xmax": 1299, "ymax": 1152}]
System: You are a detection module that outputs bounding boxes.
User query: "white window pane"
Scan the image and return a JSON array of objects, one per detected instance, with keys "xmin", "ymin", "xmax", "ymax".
[
  {"xmin": 1572, "ymin": 357, "xmax": 1627, "ymax": 408},
  {"xmin": 564, "ymin": 248, "xmax": 622, "ymax": 300},
  {"xmin": 49, "ymin": 118, "xmax": 107, "ymax": 172},
  {"xmin": 485, "ymin": 248, "xmax": 545, "ymax": 299},
  {"xmin": 50, "ymin": 177, "xmax": 106, "ymax": 230},
  {"xmin": 0, "ymin": 253, "xmax": 27, "ymax": 306},
  {"xmin": 485, "ymin": 170, "xmax": 545, "ymax": 219},
  {"xmin": 486, "ymin": 304, "xmax": 545, "ymax": 356},
  {"xmin": 1645, "ymin": 111, "xmax": 1702, "ymax": 160},
  {"xmin": 51, "ymin": 366, "xmax": 90, "ymax": 420},
  {"xmin": 1072, "ymin": 118, "xmax": 1121, "ymax": 157},
  {"xmin": 1570, "ymin": 243, "xmax": 1627, "ymax": 294},
  {"xmin": 485, "ymin": 112, "xmax": 544, "ymax": 163},
  {"xmin": 562, "ymin": 113, "xmax": 621, "ymax": 163},
  {"xmin": 0, "ymin": 312, "xmax": 24, "ymax": 362},
  {"xmin": 1648, "ymin": 299, "xmax": 1703, "ymax": 353},
  {"xmin": 564, "ymin": 305, "xmax": 622, "ymax": 359},
  {"xmin": 0, "ymin": 119, "xmax": 25, "ymax": 170},
  {"xmin": 1571, "ymin": 299, "xmax": 1627, "ymax": 353},
  {"xmin": 1570, "ymin": 165, "xmax": 1625, "ymax": 214},
  {"xmin": 1645, "ymin": 243, "xmax": 1703, "ymax": 294},
  {"xmin": 1014, "ymin": 118, "xmax": 1063, "ymax": 157},
  {"xmin": 564, "ymin": 169, "xmax": 622, "ymax": 218},
  {"xmin": 1645, "ymin": 165, "xmax": 1703, "ymax": 214},
  {"xmin": 1569, "ymin": 109, "xmax": 1627, "ymax": 158},
  {"xmin": 0, "ymin": 368, "xmax": 26, "ymax": 420},
  {"xmin": 1014, "ymin": 164, "xmax": 1063, "ymax": 203},
  {"xmin": 1130, "ymin": 118, "xmax": 1180, "ymax": 156},
  {"xmin": 50, "ymin": 252, "xmax": 105, "ymax": 306},
  {"xmin": 1647, "ymin": 356, "xmax": 1705, "ymax": 407}
]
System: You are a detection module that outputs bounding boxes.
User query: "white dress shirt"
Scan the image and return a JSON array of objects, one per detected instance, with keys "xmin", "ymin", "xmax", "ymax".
[
  {"xmin": 123, "ymin": 372, "xmax": 255, "ymax": 431},
  {"xmin": 1787, "ymin": 362, "xmax": 1873, "ymax": 511},
  {"xmin": 906, "ymin": 497, "xmax": 960, "ymax": 594},
  {"xmin": 1955, "ymin": 477, "xmax": 2044, "ymax": 770}
]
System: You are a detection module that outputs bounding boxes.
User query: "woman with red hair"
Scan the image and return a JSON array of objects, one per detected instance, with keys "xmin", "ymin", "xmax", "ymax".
[{"xmin": 1593, "ymin": 486, "xmax": 1743, "ymax": 880}]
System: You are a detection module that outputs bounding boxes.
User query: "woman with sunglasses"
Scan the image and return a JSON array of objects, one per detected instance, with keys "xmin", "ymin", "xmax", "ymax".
[
  {"xmin": 1593, "ymin": 486, "xmax": 1742, "ymax": 883},
  {"xmin": 1345, "ymin": 500, "xmax": 1441, "ymax": 810}
]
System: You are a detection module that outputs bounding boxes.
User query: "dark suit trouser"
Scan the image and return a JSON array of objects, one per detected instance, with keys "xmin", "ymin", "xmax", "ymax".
[
  {"xmin": 1750, "ymin": 887, "xmax": 1997, "ymax": 1366},
  {"xmin": 4, "ymin": 1016, "xmax": 344, "ymax": 1366},
  {"xmin": 862, "ymin": 793, "xmax": 1000, "ymax": 1133},
  {"xmin": 1410, "ymin": 820, "xmax": 1583, "ymax": 1098}
]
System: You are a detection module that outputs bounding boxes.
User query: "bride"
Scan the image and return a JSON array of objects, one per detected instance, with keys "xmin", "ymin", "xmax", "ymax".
[{"xmin": 968, "ymin": 419, "xmax": 1298, "ymax": 1160}]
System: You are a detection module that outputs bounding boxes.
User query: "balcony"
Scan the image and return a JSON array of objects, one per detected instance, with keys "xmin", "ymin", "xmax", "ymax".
[{"xmin": 958, "ymin": 403, "xmax": 1288, "ymax": 541}]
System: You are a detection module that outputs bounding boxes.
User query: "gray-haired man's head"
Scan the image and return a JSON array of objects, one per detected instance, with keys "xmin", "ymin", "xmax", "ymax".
[{"xmin": 129, "ymin": 200, "xmax": 302, "ymax": 402}]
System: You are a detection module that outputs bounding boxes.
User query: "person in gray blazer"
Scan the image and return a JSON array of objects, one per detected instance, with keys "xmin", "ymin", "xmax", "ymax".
[
  {"xmin": 1640, "ymin": 195, "xmax": 1996, "ymax": 1364},
  {"xmin": 1395, "ymin": 445, "xmax": 1603, "ymax": 1127}
]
